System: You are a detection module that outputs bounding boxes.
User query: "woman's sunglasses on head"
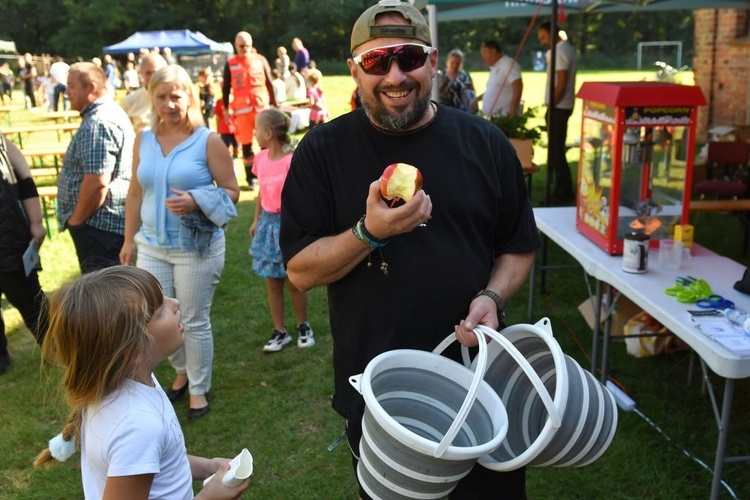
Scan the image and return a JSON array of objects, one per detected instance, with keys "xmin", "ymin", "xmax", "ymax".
[{"xmin": 353, "ymin": 44, "xmax": 433, "ymax": 76}]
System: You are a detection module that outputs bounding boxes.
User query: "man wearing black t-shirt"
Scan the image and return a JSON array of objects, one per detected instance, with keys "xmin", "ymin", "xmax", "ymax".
[{"xmin": 280, "ymin": 1, "xmax": 540, "ymax": 498}]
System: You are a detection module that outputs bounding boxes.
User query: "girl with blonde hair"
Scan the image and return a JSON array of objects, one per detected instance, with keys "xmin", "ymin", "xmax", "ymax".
[
  {"xmin": 250, "ymin": 108, "xmax": 314, "ymax": 352},
  {"xmin": 35, "ymin": 266, "xmax": 249, "ymax": 498}
]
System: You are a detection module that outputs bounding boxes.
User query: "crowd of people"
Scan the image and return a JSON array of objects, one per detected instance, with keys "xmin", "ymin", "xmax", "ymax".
[
  {"xmin": 3, "ymin": 31, "xmax": 324, "ymax": 499},
  {"xmin": 0, "ymin": 4, "xmax": 585, "ymax": 496},
  {"xmin": 436, "ymin": 24, "xmax": 578, "ymax": 204},
  {"xmin": 2, "ymin": 36, "xmax": 329, "ymax": 381}
]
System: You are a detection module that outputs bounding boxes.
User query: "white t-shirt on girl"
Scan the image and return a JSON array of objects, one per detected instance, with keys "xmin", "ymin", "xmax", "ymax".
[{"xmin": 81, "ymin": 374, "xmax": 193, "ymax": 499}]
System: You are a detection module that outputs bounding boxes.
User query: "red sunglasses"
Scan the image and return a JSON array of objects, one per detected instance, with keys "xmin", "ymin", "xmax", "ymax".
[{"xmin": 353, "ymin": 44, "xmax": 433, "ymax": 75}]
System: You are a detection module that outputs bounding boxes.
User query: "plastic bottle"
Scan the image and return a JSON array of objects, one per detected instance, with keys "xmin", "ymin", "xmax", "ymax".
[{"xmin": 723, "ymin": 308, "xmax": 750, "ymax": 335}]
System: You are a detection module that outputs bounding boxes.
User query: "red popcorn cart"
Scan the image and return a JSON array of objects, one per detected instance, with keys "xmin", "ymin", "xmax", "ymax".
[{"xmin": 575, "ymin": 81, "xmax": 707, "ymax": 255}]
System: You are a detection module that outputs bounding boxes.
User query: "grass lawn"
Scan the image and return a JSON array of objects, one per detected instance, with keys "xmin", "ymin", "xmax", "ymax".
[{"xmin": 1, "ymin": 68, "xmax": 749, "ymax": 499}]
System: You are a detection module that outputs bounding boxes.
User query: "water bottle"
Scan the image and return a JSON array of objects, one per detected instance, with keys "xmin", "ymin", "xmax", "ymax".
[{"xmin": 723, "ymin": 308, "xmax": 750, "ymax": 335}]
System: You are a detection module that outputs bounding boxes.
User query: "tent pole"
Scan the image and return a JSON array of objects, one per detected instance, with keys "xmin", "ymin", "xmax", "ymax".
[
  {"xmin": 546, "ymin": 0, "xmax": 558, "ymax": 207},
  {"xmin": 541, "ymin": 0, "xmax": 558, "ymax": 294},
  {"xmin": 427, "ymin": 4, "xmax": 439, "ymax": 102}
]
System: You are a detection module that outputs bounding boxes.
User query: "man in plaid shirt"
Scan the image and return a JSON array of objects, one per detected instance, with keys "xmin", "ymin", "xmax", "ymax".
[{"xmin": 58, "ymin": 62, "xmax": 134, "ymax": 273}]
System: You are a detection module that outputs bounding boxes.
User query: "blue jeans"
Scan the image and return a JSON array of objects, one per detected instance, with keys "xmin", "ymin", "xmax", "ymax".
[
  {"xmin": 52, "ymin": 83, "xmax": 67, "ymax": 111},
  {"xmin": 68, "ymin": 223, "xmax": 123, "ymax": 273}
]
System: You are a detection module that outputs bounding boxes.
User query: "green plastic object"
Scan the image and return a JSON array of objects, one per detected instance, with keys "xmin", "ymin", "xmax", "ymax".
[{"xmin": 664, "ymin": 277, "xmax": 713, "ymax": 303}]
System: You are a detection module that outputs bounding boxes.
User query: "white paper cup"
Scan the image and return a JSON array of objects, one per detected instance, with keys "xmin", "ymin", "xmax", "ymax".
[{"xmin": 203, "ymin": 448, "xmax": 254, "ymax": 488}]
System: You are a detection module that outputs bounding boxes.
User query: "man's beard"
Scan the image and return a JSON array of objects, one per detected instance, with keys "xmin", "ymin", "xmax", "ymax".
[{"xmin": 360, "ymin": 79, "xmax": 433, "ymax": 132}]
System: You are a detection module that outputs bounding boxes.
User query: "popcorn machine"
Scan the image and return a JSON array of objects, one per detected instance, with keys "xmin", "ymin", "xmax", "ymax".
[{"xmin": 575, "ymin": 81, "xmax": 707, "ymax": 255}]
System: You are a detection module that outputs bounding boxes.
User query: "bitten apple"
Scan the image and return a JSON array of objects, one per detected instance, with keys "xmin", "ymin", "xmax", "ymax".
[{"xmin": 380, "ymin": 163, "xmax": 423, "ymax": 203}]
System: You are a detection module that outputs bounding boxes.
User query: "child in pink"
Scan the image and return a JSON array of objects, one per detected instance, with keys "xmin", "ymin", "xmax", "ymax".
[
  {"xmin": 306, "ymin": 72, "xmax": 328, "ymax": 127},
  {"xmin": 249, "ymin": 108, "xmax": 314, "ymax": 352}
]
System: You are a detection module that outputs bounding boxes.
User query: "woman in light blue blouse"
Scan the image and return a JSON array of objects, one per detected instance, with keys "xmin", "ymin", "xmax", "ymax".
[{"xmin": 120, "ymin": 65, "xmax": 239, "ymax": 419}]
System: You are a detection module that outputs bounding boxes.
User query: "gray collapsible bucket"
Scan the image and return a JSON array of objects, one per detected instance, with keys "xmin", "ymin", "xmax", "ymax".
[
  {"xmin": 349, "ymin": 333, "xmax": 509, "ymax": 500},
  {"xmin": 469, "ymin": 319, "xmax": 618, "ymax": 471}
]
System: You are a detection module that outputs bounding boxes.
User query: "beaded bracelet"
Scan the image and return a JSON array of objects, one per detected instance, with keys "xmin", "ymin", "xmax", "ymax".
[{"xmin": 351, "ymin": 215, "xmax": 389, "ymax": 275}]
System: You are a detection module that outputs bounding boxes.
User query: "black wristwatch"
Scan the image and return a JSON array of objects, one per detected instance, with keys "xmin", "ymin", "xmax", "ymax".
[{"xmin": 475, "ymin": 289, "xmax": 506, "ymax": 321}]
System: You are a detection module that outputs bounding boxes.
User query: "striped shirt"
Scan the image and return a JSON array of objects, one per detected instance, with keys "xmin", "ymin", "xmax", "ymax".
[{"xmin": 57, "ymin": 98, "xmax": 134, "ymax": 234}]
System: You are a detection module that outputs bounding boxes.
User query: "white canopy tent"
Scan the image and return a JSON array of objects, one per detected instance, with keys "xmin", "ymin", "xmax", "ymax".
[{"xmin": 0, "ymin": 39, "xmax": 18, "ymax": 54}]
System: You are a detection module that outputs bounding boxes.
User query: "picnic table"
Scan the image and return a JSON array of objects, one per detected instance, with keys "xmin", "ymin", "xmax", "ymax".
[
  {"xmin": 41, "ymin": 110, "xmax": 80, "ymax": 123},
  {"xmin": 0, "ymin": 104, "xmax": 23, "ymax": 126},
  {"xmin": 30, "ymin": 167, "xmax": 59, "ymax": 179},
  {"xmin": 2, "ymin": 122, "xmax": 79, "ymax": 148},
  {"xmin": 36, "ymin": 185, "xmax": 59, "ymax": 238},
  {"xmin": 21, "ymin": 143, "xmax": 69, "ymax": 169}
]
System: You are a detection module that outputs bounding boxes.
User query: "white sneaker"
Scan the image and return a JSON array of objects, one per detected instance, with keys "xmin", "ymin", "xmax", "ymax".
[
  {"xmin": 263, "ymin": 329, "xmax": 291, "ymax": 352},
  {"xmin": 297, "ymin": 322, "xmax": 315, "ymax": 348}
]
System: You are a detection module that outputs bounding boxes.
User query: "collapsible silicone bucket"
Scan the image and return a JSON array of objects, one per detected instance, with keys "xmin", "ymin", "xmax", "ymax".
[
  {"xmin": 349, "ymin": 332, "xmax": 509, "ymax": 500},
  {"xmin": 470, "ymin": 319, "xmax": 618, "ymax": 470}
]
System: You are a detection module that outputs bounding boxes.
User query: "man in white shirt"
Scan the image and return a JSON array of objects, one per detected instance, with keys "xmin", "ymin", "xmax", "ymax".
[
  {"xmin": 48, "ymin": 55, "xmax": 70, "ymax": 112},
  {"xmin": 119, "ymin": 53, "xmax": 167, "ymax": 133},
  {"xmin": 539, "ymin": 21, "xmax": 578, "ymax": 204},
  {"xmin": 472, "ymin": 40, "xmax": 523, "ymax": 118}
]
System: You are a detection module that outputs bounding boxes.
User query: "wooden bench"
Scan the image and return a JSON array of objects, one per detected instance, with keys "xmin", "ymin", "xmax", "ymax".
[
  {"xmin": 31, "ymin": 167, "xmax": 58, "ymax": 179},
  {"xmin": 41, "ymin": 110, "xmax": 79, "ymax": 123},
  {"xmin": 0, "ymin": 104, "xmax": 23, "ymax": 126},
  {"xmin": 4, "ymin": 123, "xmax": 79, "ymax": 147},
  {"xmin": 690, "ymin": 199, "xmax": 750, "ymax": 212},
  {"xmin": 21, "ymin": 143, "xmax": 68, "ymax": 169},
  {"xmin": 36, "ymin": 186, "xmax": 58, "ymax": 238},
  {"xmin": 690, "ymin": 198, "xmax": 750, "ymax": 255}
]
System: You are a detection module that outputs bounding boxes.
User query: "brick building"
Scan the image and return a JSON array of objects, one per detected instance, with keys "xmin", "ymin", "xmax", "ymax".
[{"xmin": 693, "ymin": 8, "xmax": 750, "ymax": 142}]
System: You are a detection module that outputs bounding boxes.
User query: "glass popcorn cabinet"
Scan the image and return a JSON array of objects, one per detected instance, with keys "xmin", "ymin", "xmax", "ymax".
[{"xmin": 575, "ymin": 82, "xmax": 707, "ymax": 255}]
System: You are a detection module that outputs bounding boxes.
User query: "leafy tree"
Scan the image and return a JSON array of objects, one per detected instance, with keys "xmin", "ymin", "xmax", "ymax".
[
  {"xmin": 0, "ymin": 0, "xmax": 66, "ymax": 54},
  {"xmin": 0, "ymin": 0, "xmax": 695, "ymax": 75},
  {"xmin": 50, "ymin": 0, "xmax": 141, "ymax": 59}
]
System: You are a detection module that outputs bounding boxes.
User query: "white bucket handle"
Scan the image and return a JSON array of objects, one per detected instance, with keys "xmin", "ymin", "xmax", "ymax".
[
  {"xmin": 430, "ymin": 331, "xmax": 489, "ymax": 458},
  {"xmin": 474, "ymin": 324, "xmax": 562, "ymax": 428}
]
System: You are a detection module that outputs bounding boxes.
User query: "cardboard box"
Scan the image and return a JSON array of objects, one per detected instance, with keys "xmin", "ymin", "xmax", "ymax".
[
  {"xmin": 578, "ymin": 293, "xmax": 643, "ymax": 337},
  {"xmin": 674, "ymin": 224, "xmax": 694, "ymax": 248}
]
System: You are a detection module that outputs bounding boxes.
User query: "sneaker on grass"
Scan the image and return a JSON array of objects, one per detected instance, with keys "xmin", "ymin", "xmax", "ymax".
[
  {"xmin": 297, "ymin": 322, "xmax": 315, "ymax": 348},
  {"xmin": 263, "ymin": 329, "xmax": 291, "ymax": 352}
]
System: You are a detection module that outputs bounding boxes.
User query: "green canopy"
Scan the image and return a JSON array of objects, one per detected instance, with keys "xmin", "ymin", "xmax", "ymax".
[{"xmin": 415, "ymin": 0, "xmax": 750, "ymax": 22}]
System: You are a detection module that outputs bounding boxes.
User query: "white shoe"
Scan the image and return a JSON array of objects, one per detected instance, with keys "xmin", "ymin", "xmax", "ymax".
[
  {"xmin": 263, "ymin": 329, "xmax": 291, "ymax": 352},
  {"xmin": 297, "ymin": 322, "xmax": 315, "ymax": 348}
]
